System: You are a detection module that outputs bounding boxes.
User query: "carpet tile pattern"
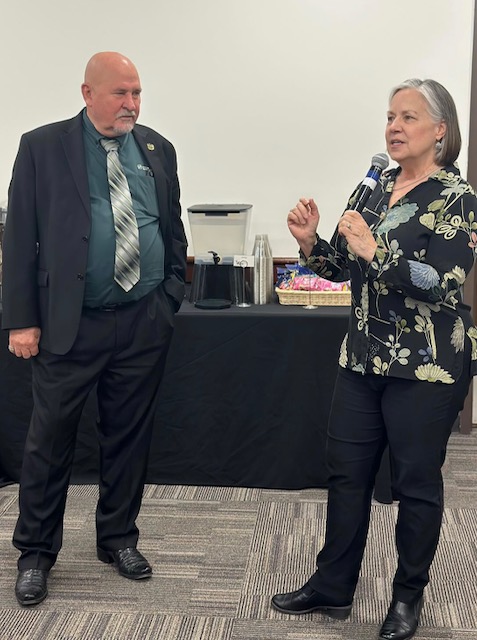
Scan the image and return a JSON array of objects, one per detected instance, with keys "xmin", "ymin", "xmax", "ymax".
[{"xmin": 0, "ymin": 431, "xmax": 476, "ymax": 639}]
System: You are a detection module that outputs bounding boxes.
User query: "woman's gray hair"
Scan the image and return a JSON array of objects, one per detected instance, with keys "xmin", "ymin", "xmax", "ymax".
[{"xmin": 389, "ymin": 78, "xmax": 461, "ymax": 166}]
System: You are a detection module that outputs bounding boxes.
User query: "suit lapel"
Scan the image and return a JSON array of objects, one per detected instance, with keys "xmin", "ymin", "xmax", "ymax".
[{"xmin": 60, "ymin": 112, "xmax": 91, "ymax": 218}]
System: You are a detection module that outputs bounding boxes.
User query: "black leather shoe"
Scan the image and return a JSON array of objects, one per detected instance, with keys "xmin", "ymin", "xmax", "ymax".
[
  {"xmin": 97, "ymin": 547, "xmax": 152, "ymax": 580},
  {"xmin": 379, "ymin": 596, "xmax": 423, "ymax": 640},
  {"xmin": 271, "ymin": 583, "xmax": 352, "ymax": 619},
  {"xmin": 15, "ymin": 569, "xmax": 48, "ymax": 606}
]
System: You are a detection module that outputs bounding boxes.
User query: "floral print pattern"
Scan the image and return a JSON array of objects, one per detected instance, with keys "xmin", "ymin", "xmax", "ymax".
[{"xmin": 302, "ymin": 166, "xmax": 477, "ymax": 383}]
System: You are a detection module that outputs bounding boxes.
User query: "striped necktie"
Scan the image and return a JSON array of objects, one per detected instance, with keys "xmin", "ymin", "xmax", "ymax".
[{"xmin": 101, "ymin": 138, "xmax": 140, "ymax": 292}]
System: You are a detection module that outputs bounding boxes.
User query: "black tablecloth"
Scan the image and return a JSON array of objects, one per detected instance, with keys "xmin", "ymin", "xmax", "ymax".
[{"xmin": 0, "ymin": 300, "xmax": 390, "ymax": 494}]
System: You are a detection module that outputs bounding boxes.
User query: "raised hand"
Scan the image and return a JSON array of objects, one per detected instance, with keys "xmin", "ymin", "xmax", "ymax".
[{"xmin": 287, "ymin": 197, "xmax": 320, "ymax": 257}]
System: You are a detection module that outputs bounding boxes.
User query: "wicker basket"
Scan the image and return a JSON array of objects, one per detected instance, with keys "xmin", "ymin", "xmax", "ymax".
[{"xmin": 276, "ymin": 287, "xmax": 351, "ymax": 306}]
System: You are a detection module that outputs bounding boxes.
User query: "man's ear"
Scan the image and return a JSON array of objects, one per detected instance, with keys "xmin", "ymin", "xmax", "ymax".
[{"xmin": 81, "ymin": 83, "xmax": 93, "ymax": 106}]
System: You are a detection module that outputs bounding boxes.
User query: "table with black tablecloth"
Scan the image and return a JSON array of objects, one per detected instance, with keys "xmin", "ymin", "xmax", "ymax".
[{"xmin": 0, "ymin": 300, "xmax": 391, "ymax": 496}]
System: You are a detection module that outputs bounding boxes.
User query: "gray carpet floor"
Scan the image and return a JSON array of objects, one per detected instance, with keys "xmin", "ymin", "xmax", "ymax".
[{"xmin": 0, "ymin": 431, "xmax": 476, "ymax": 640}]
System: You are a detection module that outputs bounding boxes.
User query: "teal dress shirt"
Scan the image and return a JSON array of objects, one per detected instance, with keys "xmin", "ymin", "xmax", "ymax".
[{"xmin": 82, "ymin": 111, "xmax": 165, "ymax": 307}]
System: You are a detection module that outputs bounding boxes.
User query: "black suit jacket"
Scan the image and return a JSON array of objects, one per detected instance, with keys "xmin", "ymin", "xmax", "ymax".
[{"xmin": 2, "ymin": 111, "xmax": 187, "ymax": 354}]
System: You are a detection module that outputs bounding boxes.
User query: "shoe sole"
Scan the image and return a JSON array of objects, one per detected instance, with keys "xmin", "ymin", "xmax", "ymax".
[
  {"xmin": 16, "ymin": 589, "xmax": 48, "ymax": 607},
  {"xmin": 378, "ymin": 632, "xmax": 417, "ymax": 640},
  {"xmin": 271, "ymin": 600, "xmax": 352, "ymax": 620},
  {"xmin": 117, "ymin": 571, "xmax": 152, "ymax": 580},
  {"xmin": 97, "ymin": 548, "xmax": 152, "ymax": 580}
]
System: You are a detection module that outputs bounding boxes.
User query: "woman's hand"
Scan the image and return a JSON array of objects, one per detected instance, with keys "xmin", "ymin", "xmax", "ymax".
[
  {"xmin": 287, "ymin": 197, "xmax": 320, "ymax": 257},
  {"xmin": 338, "ymin": 210, "xmax": 377, "ymax": 263}
]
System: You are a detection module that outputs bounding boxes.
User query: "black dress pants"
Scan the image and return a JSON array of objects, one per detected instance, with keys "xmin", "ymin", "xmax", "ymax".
[
  {"xmin": 308, "ymin": 360, "xmax": 472, "ymax": 604},
  {"xmin": 13, "ymin": 285, "xmax": 175, "ymax": 570}
]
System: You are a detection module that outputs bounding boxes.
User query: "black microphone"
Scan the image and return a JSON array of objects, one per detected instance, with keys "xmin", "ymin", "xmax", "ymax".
[{"xmin": 352, "ymin": 153, "xmax": 389, "ymax": 213}]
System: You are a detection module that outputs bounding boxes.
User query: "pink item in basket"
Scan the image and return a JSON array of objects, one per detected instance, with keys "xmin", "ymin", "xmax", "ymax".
[{"xmin": 290, "ymin": 276, "xmax": 350, "ymax": 292}]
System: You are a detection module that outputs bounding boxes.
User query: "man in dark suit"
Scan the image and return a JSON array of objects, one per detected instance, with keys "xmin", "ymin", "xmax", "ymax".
[{"xmin": 2, "ymin": 51, "xmax": 187, "ymax": 606}]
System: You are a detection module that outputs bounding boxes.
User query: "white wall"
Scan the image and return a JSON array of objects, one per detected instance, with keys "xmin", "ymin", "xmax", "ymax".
[{"xmin": 1, "ymin": 0, "xmax": 474, "ymax": 256}]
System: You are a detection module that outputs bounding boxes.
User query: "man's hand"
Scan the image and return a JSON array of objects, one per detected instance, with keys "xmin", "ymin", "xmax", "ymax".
[{"xmin": 8, "ymin": 327, "xmax": 41, "ymax": 359}]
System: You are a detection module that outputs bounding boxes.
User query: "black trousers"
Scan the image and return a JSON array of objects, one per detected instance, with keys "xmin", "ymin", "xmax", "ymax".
[
  {"xmin": 308, "ymin": 359, "xmax": 472, "ymax": 604},
  {"xmin": 13, "ymin": 285, "xmax": 175, "ymax": 570}
]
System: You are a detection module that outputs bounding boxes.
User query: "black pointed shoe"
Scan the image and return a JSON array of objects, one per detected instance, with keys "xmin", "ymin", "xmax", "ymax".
[
  {"xmin": 271, "ymin": 583, "xmax": 352, "ymax": 619},
  {"xmin": 97, "ymin": 547, "xmax": 152, "ymax": 580},
  {"xmin": 379, "ymin": 596, "xmax": 423, "ymax": 640},
  {"xmin": 15, "ymin": 569, "xmax": 48, "ymax": 606}
]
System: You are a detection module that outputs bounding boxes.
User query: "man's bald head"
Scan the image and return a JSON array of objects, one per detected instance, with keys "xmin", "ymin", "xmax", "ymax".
[
  {"xmin": 81, "ymin": 52, "xmax": 142, "ymax": 137},
  {"xmin": 84, "ymin": 52, "xmax": 139, "ymax": 86}
]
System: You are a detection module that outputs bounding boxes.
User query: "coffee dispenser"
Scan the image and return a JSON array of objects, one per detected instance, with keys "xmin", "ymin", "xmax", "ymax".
[{"xmin": 188, "ymin": 204, "xmax": 252, "ymax": 308}]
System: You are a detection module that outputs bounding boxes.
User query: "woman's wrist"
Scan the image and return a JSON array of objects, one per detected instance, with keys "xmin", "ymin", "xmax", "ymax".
[{"xmin": 298, "ymin": 235, "xmax": 318, "ymax": 258}]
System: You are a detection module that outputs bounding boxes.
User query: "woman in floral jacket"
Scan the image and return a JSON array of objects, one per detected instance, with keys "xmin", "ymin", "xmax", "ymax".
[{"xmin": 271, "ymin": 79, "xmax": 477, "ymax": 640}]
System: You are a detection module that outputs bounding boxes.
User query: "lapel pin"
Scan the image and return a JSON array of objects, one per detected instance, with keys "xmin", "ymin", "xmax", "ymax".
[{"xmin": 147, "ymin": 143, "xmax": 155, "ymax": 151}]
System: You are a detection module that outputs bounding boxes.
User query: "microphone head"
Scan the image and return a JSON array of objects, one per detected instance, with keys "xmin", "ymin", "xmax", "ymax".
[{"xmin": 372, "ymin": 153, "xmax": 389, "ymax": 171}]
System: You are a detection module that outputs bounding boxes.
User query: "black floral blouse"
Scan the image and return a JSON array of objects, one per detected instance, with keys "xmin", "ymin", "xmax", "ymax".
[{"xmin": 302, "ymin": 165, "xmax": 477, "ymax": 384}]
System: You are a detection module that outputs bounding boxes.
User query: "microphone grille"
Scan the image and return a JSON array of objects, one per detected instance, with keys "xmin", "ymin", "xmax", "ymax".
[{"xmin": 372, "ymin": 153, "xmax": 389, "ymax": 170}]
